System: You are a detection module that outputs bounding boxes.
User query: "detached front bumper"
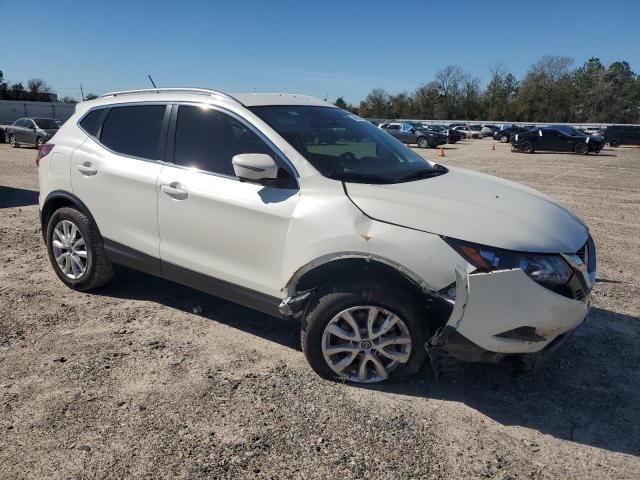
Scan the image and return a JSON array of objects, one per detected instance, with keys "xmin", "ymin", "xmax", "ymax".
[{"xmin": 426, "ymin": 267, "xmax": 589, "ymax": 374}]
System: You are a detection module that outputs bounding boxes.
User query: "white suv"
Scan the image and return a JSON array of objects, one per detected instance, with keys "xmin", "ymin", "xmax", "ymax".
[{"xmin": 37, "ymin": 88, "xmax": 596, "ymax": 384}]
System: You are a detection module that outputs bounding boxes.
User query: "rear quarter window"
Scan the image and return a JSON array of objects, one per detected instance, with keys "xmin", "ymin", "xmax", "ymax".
[
  {"xmin": 79, "ymin": 109, "xmax": 104, "ymax": 137},
  {"xmin": 100, "ymin": 105, "xmax": 166, "ymax": 160}
]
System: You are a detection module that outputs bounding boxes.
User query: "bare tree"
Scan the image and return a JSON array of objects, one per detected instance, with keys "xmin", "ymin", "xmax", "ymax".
[
  {"xmin": 27, "ymin": 78, "xmax": 53, "ymax": 101},
  {"xmin": 435, "ymin": 66, "xmax": 464, "ymax": 118}
]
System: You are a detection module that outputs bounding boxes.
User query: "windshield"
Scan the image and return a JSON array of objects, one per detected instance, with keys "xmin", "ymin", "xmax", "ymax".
[
  {"xmin": 250, "ymin": 106, "xmax": 441, "ymax": 184},
  {"xmin": 34, "ymin": 118, "xmax": 59, "ymax": 129},
  {"xmin": 554, "ymin": 125, "xmax": 585, "ymax": 136}
]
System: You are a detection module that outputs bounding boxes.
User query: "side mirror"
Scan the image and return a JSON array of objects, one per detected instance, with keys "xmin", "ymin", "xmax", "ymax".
[{"xmin": 232, "ymin": 153, "xmax": 279, "ymax": 185}]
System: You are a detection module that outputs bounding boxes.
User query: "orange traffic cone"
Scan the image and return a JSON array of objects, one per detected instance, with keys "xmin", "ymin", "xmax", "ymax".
[
  {"xmin": 439, "ymin": 147, "xmax": 445, "ymax": 157},
  {"xmin": 492, "ymin": 143, "xmax": 496, "ymax": 151}
]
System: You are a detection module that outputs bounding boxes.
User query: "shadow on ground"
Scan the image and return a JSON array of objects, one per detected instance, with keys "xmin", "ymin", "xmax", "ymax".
[
  {"xmin": 0, "ymin": 186, "xmax": 38, "ymax": 209},
  {"xmin": 96, "ymin": 267, "xmax": 640, "ymax": 456}
]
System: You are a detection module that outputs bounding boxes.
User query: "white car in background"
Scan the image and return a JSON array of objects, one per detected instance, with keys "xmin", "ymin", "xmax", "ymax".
[
  {"xmin": 453, "ymin": 125, "xmax": 484, "ymax": 139},
  {"xmin": 37, "ymin": 88, "xmax": 595, "ymax": 384}
]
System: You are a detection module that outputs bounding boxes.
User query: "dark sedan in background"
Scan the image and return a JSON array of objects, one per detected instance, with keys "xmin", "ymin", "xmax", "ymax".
[
  {"xmin": 380, "ymin": 122, "xmax": 447, "ymax": 148},
  {"xmin": 5, "ymin": 117, "xmax": 60, "ymax": 148},
  {"xmin": 494, "ymin": 125, "xmax": 532, "ymax": 143},
  {"xmin": 511, "ymin": 126, "xmax": 604, "ymax": 154},
  {"xmin": 422, "ymin": 124, "xmax": 463, "ymax": 143}
]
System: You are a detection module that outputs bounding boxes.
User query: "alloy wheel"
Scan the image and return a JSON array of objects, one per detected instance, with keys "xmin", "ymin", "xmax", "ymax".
[
  {"xmin": 51, "ymin": 220, "xmax": 88, "ymax": 280},
  {"xmin": 321, "ymin": 305, "xmax": 412, "ymax": 383}
]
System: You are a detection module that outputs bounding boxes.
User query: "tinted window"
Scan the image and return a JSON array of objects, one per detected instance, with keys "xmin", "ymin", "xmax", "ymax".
[
  {"xmin": 387, "ymin": 124, "xmax": 400, "ymax": 130},
  {"xmin": 101, "ymin": 105, "xmax": 166, "ymax": 160},
  {"xmin": 80, "ymin": 109, "xmax": 104, "ymax": 137},
  {"xmin": 34, "ymin": 118, "xmax": 58, "ymax": 129},
  {"xmin": 174, "ymin": 105, "xmax": 272, "ymax": 176},
  {"xmin": 13, "ymin": 119, "xmax": 25, "ymax": 127}
]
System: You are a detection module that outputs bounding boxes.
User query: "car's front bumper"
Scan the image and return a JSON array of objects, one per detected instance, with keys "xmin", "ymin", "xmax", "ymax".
[{"xmin": 426, "ymin": 267, "xmax": 589, "ymax": 374}]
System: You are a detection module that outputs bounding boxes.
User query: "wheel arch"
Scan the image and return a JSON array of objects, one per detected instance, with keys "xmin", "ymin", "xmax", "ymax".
[
  {"xmin": 284, "ymin": 253, "xmax": 433, "ymax": 299},
  {"xmin": 41, "ymin": 190, "xmax": 100, "ymax": 244}
]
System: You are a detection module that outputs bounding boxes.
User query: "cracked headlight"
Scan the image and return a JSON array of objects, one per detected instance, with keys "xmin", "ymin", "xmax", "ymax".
[{"xmin": 445, "ymin": 238, "xmax": 572, "ymax": 287}]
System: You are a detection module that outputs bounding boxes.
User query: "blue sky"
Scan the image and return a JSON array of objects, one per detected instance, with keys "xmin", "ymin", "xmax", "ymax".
[{"xmin": 1, "ymin": 0, "xmax": 638, "ymax": 103}]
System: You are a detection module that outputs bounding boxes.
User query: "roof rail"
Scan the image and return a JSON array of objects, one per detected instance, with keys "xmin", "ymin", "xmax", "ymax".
[{"xmin": 99, "ymin": 87, "xmax": 244, "ymax": 106}]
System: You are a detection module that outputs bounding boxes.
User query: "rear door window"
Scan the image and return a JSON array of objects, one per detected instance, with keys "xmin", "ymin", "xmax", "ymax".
[{"xmin": 100, "ymin": 105, "xmax": 167, "ymax": 160}]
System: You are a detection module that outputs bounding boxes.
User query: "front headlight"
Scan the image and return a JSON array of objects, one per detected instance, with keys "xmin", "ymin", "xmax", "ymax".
[{"xmin": 445, "ymin": 238, "xmax": 573, "ymax": 287}]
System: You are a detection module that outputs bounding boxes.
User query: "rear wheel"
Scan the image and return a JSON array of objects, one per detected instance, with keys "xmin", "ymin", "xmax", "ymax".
[
  {"xmin": 301, "ymin": 285, "xmax": 429, "ymax": 384},
  {"xmin": 609, "ymin": 138, "xmax": 620, "ymax": 147},
  {"xmin": 9, "ymin": 134, "xmax": 18, "ymax": 148},
  {"xmin": 574, "ymin": 143, "xmax": 588, "ymax": 155},
  {"xmin": 45, "ymin": 207, "xmax": 113, "ymax": 291},
  {"xmin": 417, "ymin": 137, "xmax": 429, "ymax": 148}
]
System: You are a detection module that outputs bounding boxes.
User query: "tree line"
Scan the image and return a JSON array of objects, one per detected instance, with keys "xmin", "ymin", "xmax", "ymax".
[
  {"xmin": 336, "ymin": 56, "xmax": 640, "ymax": 124},
  {"xmin": 0, "ymin": 70, "xmax": 98, "ymax": 103}
]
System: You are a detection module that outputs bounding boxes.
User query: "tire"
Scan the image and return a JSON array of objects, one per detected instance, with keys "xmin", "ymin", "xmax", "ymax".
[
  {"xmin": 609, "ymin": 138, "xmax": 620, "ymax": 147},
  {"xmin": 500, "ymin": 135, "xmax": 509, "ymax": 143},
  {"xmin": 574, "ymin": 143, "xmax": 588, "ymax": 155},
  {"xmin": 301, "ymin": 284, "xmax": 429, "ymax": 384},
  {"xmin": 417, "ymin": 137, "xmax": 429, "ymax": 148},
  {"xmin": 9, "ymin": 134, "xmax": 18, "ymax": 148},
  {"xmin": 45, "ymin": 207, "xmax": 113, "ymax": 291},
  {"xmin": 36, "ymin": 136, "xmax": 45, "ymax": 148},
  {"xmin": 521, "ymin": 141, "xmax": 534, "ymax": 153}
]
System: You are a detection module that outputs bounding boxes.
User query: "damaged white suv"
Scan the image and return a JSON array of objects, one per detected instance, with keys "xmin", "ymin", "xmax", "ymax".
[{"xmin": 38, "ymin": 88, "xmax": 596, "ymax": 384}]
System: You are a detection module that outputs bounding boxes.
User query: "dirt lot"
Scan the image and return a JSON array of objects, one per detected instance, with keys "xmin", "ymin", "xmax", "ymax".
[{"xmin": 1, "ymin": 139, "xmax": 639, "ymax": 479}]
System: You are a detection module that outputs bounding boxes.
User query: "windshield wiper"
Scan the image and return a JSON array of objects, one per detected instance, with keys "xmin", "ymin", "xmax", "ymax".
[
  {"xmin": 397, "ymin": 164, "xmax": 448, "ymax": 182},
  {"xmin": 328, "ymin": 172, "xmax": 394, "ymax": 184}
]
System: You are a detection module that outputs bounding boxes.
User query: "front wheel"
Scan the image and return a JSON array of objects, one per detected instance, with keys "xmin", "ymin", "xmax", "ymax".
[
  {"xmin": 574, "ymin": 143, "xmax": 588, "ymax": 155},
  {"xmin": 36, "ymin": 136, "xmax": 45, "ymax": 148},
  {"xmin": 9, "ymin": 134, "xmax": 18, "ymax": 148},
  {"xmin": 500, "ymin": 135, "xmax": 509, "ymax": 143},
  {"xmin": 45, "ymin": 207, "xmax": 113, "ymax": 291},
  {"xmin": 609, "ymin": 138, "xmax": 620, "ymax": 147},
  {"xmin": 521, "ymin": 141, "xmax": 534, "ymax": 153},
  {"xmin": 417, "ymin": 137, "xmax": 429, "ymax": 148},
  {"xmin": 301, "ymin": 285, "xmax": 429, "ymax": 384}
]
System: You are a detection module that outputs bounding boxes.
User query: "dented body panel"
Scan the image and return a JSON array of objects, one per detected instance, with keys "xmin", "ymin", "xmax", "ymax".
[
  {"xmin": 280, "ymin": 174, "xmax": 472, "ymax": 297},
  {"xmin": 427, "ymin": 267, "xmax": 589, "ymax": 366}
]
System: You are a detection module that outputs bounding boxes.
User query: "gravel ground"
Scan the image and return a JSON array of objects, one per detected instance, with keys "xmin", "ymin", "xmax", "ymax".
[{"xmin": 1, "ymin": 139, "xmax": 639, "ymax": 479}]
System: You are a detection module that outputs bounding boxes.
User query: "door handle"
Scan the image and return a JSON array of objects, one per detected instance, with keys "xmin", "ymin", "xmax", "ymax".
[
  {"xmin": 75, "ymin": 163, "xmax": 97, "ymax": 176},
  {"xmin": 160, "ymin": 183, "xmax": 188, "ymax": 200}
]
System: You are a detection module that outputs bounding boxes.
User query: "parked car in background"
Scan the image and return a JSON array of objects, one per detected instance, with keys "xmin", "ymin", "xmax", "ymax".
[
  {"xmin": 580, "ymin": 127, "xmax": 604, "ymax": 137},
  {"xmin": 494, "ymin": 126, "xmax": 531, "ymax": 143},
  {"xmin": 381, "ymin": 122, "xmax": 446, "ymax": 148},
  {"xmin": 407, "ymin": 123, "xmax": 449, "ymax": 146},
  {"xmin": 511, "ymin": 126, "xmax": 603, "ymax": 154},
  {"xmin": 38, "ymin": 88, "xmax": 596, "ymax": 384},
  {"xmin": 603, "ymin": 125, "xmax": 640, "ymax": 147},
  {"xmin": 423, "ymin": 124, "xmax": 463, "ymax": 144},
  {"xmin": 469, "ymin": 125, "xmax": 486, "ymax": 137},
  {"xmin": 453, "ymin": 126, "xmax": 482, "ymax": 139},
  {"xmin": 6, "ymin": 117, "xmax": 60, "ymax": 148},
  {"xmin": 481, "ymin": 125, "xmax": 500, "ymax": 137}
]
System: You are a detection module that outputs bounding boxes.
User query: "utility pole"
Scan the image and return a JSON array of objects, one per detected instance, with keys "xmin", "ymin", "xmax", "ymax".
[{"xmin": 80, "ymin": 84, "xmax": 85, "ymax": 101}]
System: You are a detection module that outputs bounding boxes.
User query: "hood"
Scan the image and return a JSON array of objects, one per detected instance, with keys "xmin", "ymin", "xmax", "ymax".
[{"xmin": 345, "ymin": 166, "xmax": 588, "ymax": 253}]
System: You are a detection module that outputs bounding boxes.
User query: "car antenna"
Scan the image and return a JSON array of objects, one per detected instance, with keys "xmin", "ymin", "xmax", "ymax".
[{"xmin": 148, "ymin": 74, "xmax": 157, "ymax": 88}]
